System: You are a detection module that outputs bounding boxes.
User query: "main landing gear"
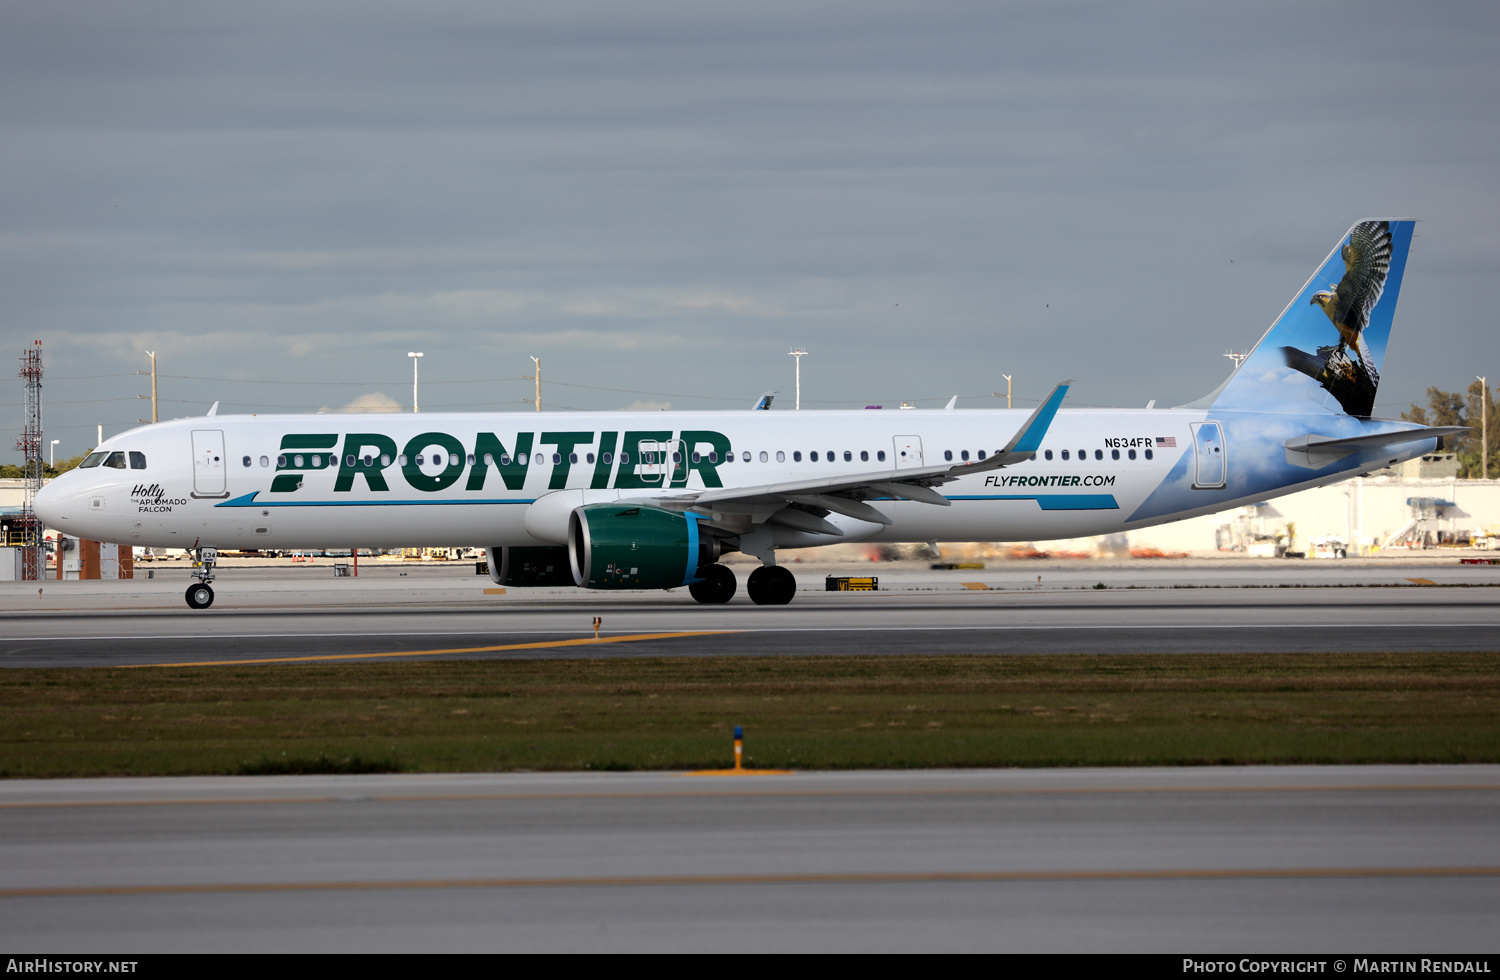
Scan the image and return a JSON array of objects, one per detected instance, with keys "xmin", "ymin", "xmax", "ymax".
[
  {"xmin": 687, "ymin": 563, "xmax": 798, "ymax": 605},
  {"xmin": 746, "ymin": 565, "xmax": 796, "ymax": 606},
  {"xmin": 185, "ymin": 547, "xmax": 218, "ymax": 609},
  {"xmin": 689, "ymin": 563, "xmax": 737, "ymax": 604}
]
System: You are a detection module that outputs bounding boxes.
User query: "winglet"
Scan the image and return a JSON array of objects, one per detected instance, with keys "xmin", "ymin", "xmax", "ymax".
[{"xmin": 1002, "ymin": 381, "xmax": 1071, "ymax": 456}]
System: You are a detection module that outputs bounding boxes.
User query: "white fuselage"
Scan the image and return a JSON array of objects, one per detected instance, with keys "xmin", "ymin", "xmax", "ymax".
[{"xmin": 34, "ymin": 406, "xmax": 1426, "ymax": 553}]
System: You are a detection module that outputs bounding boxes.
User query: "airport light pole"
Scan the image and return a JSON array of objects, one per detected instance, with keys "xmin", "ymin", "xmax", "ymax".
[
  {"xmin": 530, "ymin": 356, "xmax": 541, "ymax": 412},
  {"xmin": 408, "ymin": 352, "xmax": 423, "ymax": 413},
  {"xmin": 140, "ymin": 351, "xmax": 158, "ymax": 423},
  {"xmin": 1479, "ymin": 375, "xmax": 1489, "ymax": 479},
  {"xmin": 50, "ymin": 440, "xmax": 58, "ymax": 467},
  {"xmin": 788, "ymin": 349, "xmax": 807, "ymax": 410}
]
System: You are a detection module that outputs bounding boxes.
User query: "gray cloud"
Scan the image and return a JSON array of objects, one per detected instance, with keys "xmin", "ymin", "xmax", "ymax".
[{"xmin": 3, "ymin": 1, "xmax": 1498, "ymax": 455}]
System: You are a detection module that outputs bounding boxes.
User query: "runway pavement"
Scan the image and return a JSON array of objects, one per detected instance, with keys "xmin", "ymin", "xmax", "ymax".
[
  {"xmin": 0, "ymin": 558, "xmax": 1496, "ymax": 666},
  {"xmin": 1, "ymin": 765, "xmax": 1496, "ymax": 952}
]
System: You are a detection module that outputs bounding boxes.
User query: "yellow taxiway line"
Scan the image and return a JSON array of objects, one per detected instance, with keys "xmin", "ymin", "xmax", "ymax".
[{"xmin": 131, "ymin": 630, "xmax": 736, "ymax": 668}]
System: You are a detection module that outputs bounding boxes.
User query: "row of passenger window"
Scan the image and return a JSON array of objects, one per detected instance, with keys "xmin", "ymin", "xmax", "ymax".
[
  {"xmin": 247, "ymin": 449, "xmax": 904, "ymax": 469},
  {"xmin": 78, "ymin": 450, "xmax": 146, "ymax": 470},
  {"xmin": 74, "ymin": 444, "xmax": 1151, "ymax": 475},
  {"xmin": 1042, "ymin": 448, "xmax": 1154, "ymax": 461},
  {"xmin": 242, "ymin": 446, "xmax": 1156, "ymax": 470}
]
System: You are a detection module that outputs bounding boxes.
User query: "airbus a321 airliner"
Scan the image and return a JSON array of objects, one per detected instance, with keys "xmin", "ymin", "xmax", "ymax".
[{"xmin": 36, "ymin": 219, "xmax": 1462, "ymax": 609}]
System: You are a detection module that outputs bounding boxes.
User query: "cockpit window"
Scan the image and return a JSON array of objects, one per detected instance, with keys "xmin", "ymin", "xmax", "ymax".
[
  {"xmin": 103, "ymin": 452, "xmax": 127, "ymax": 469},
  {"xmin": 129, "ymin": 452, "xmax": 147, "ymax": 470},
  {"xmin": 79, "ymin": 452, "xmax": 106, "ymax": 469}
]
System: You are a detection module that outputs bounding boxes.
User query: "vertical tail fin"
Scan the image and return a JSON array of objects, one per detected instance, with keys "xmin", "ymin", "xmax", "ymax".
[{"xmin": 1209, "ymin": 219, "xmax": 1414, "ymax": 418}]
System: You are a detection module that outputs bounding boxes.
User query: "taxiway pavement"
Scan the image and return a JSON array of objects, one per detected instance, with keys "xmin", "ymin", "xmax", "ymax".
[
  {"xmin": 2, "ymin": 558, "xmax": 1500, "ymax": 666},
  {"xmin": 2, "ymin": 558, "xmax": 1497, "ymax": 666}
]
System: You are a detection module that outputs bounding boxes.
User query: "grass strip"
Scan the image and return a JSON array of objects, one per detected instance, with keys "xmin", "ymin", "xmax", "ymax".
[{"xmin": 1, "ymin": 652, "xmax": 1498, "ymax": 777}]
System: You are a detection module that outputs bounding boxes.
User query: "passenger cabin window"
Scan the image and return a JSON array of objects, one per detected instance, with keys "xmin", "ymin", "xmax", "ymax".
[
  {"xmin": 1094, "ymin": 449, "xmax": 1103, "ymax": 460},
  {"xmin": 776, "ymin": 451, "xmax": 786, "ymax": 463},
  {"xmin": 1128, "ymin": 449, "xmax": 1136, "ymax": 460},
  {"xmin": 877, "ymin": 451, "xmax": 886, "ymax": 462},
  {"xmin": 1061, "ymin": 450, "xmax": 1069, "ymax": 460},
  {"xmin": 860, "ymin": 451, "xmax": 868, "ymax": 462},
  {"xmin": 1045, "ymin": 450, "xmax": 1053, "ymax": 460},
  {"xmin": 130, "ymin": 452, "xmax": 146, "ymax": 469},
  {"xmin": 961, "ymin": 450, "xmax": 970, "ymax": 461},
  {"xmin": 944, "ymin": 450, "xmax": 952, "ymax": 461},
  {"xmin": 793, "ymin": 451, "xmax": 802, "ymax": 462},
  {"xmin": 1111, "ymin": 449, "xmax": 1120, "ymax": 460},
  {"xmin": 1145, "ymin": 449, "xmax": 1154, "ymax": 460},
  {"xmin": 259, "ymin": 456, "xmax": 269, "ymax": 468}
]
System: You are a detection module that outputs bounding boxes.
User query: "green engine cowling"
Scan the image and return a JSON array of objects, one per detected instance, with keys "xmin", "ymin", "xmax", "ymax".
[
  {"xmin": 484, "ymin": 546, "xmax": 575, "ymax": 587},
  {"xmin": 568, "ymin": 504, "xmax": 722, "ymax": 590}
]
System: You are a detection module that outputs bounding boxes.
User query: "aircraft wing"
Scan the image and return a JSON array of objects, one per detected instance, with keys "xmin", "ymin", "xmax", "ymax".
[{"xmin": 626, "ymin": 382, "xmax": 1071, "ymax": 536}]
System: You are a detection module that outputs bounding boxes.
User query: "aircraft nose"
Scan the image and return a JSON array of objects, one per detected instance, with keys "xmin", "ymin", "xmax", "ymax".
[{"xmin": 33, "ymin": 477, "xmax": 69, "ymax": 526}]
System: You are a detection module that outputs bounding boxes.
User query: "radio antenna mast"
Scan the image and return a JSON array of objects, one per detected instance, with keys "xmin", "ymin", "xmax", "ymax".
[{"xmin": 16, "ymin": 341, "xmax": 44, "ymax": 580}]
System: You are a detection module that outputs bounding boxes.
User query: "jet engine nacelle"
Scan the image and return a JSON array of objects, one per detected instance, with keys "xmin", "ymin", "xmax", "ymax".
[
  {"xmin": 484, "ymin": 545, "xmax": 575, "ymax": 587},
  {"xmin": 568, "ymin": 503, "xmax": 722, "ymax": 590}
]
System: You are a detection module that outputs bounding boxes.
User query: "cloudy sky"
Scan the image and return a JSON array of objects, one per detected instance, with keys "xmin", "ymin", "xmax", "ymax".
[{"xmin": 4, "ymin": 1, "xmax": 1498, "ymax": 461}]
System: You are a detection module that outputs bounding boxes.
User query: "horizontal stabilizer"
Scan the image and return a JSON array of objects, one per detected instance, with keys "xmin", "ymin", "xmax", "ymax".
[{"xmin": 1284, "ymin": 426, "xmax": 1466, "ymax": 469}]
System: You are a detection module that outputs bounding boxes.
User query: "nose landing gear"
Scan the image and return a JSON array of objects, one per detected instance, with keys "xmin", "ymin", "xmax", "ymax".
[{"xmin": 185, "ymin": 547, "xmax": 218, "ymax": 609}]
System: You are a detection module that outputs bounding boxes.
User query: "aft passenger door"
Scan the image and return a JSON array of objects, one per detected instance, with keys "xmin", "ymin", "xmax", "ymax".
[
  {"xmin": 191, "ymin": 429, "xmax": 229, "ymax": 498},
  {"xmin": 1190, "ymin": 422, "xmax": 1226, "ymax": 489},
  {"xmin": 635, "ymin": 440, "xmax": 671, "ymax": 486},
  {"xmin": 893, "ymin": 435, "xmax": 924, "ymax": 469}
]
